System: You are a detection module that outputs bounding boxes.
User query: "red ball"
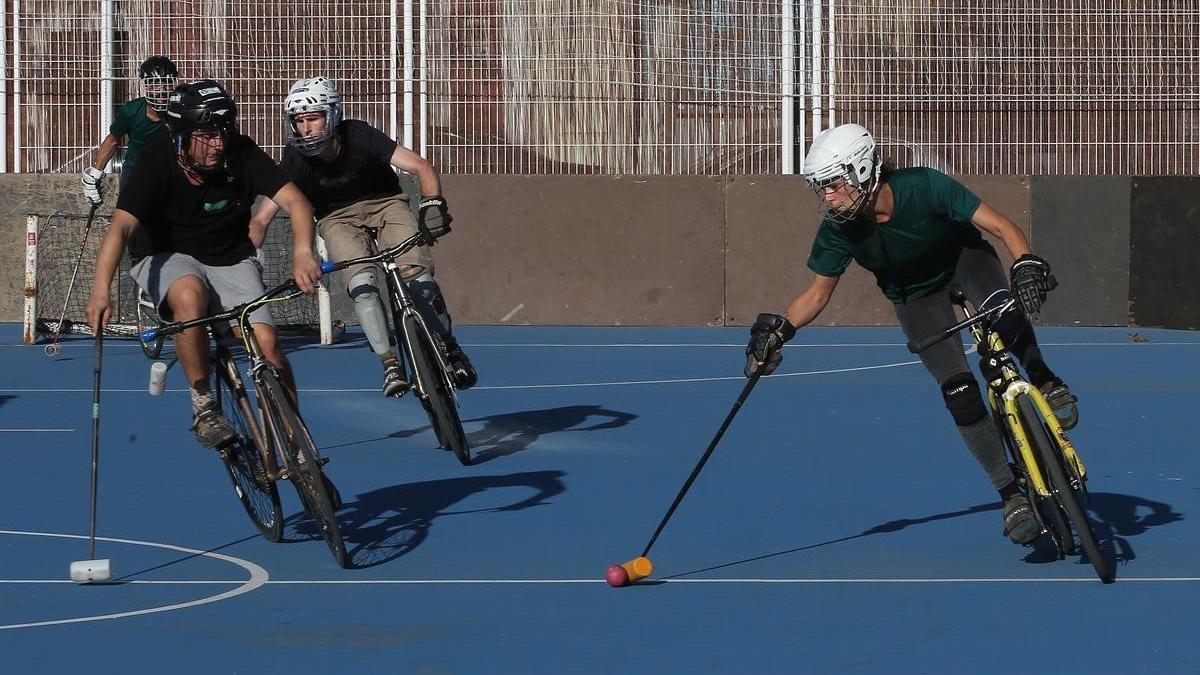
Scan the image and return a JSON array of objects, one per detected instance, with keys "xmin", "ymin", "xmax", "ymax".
[{"xmin": 605, "ymin": 564, "xmax": 629, "ymax": 588}]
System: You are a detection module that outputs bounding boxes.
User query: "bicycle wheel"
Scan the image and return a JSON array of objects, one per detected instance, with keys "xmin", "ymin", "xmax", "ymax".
[
  {"xmin": 1017, "ymin": 396, "xmax": 1113, "ymax": 583},
  {"xmin": 258, "ymin": 373, "xmax": 347, "ymax": 567},
  {"xmin": 214, "ymin": 362, "xmax": 283, "ymax": 542},
  {"xmin": 404, "ymin": 313, "xmax": 471, "ymax": 465},
  {"xmin": 136, "ymin": 293, "xmax": 164, "ymax": 359}
]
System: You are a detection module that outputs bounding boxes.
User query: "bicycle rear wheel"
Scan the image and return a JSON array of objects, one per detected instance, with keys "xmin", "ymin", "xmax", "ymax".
[
  {"xmin": 214, "ymin": 361, "xmax": 283, "ymax": 542},
  {"xmin": 404, "ymin": 314, "xmax": 471, "ymax": 466},
  {"xmin": 259, "ymin": 373, "xmax": 348, "ymax": 567},
  {"xmin": 1017, "ymin": 396, "xmax": 1113, "ymax": 583}
]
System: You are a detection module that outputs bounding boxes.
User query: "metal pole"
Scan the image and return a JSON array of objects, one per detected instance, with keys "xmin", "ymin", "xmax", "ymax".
[
  {"xmin": 402, "ymin": 0, "xmax": 414, "ymax": 149},
  {"xmin": 811, "ymin": 0, "xmax": 822, "ymax": 134},
  {"xmin": 798, "ymin": 0, "xmax": 807, "ymax": 166},
  {"xmin": 418, "ymin": 0, "xmax": 428, "ymax": 158},
  {"xmin": 100, "ymin": 0, "xmax": 114, "ymax": 169},
  {"xmin": 826, "ymin": 0, "xmax": 835, "ymax": 127},
  {"xmin": 781, "ymin": 0, "xmax": 795, "ymax": 174},
  {"xmin": 13, "ymin": 0, "xmax": 20, "ymax": 173},
  {"xmin": 1, "ymin": 4, "xmax": 8, "ymax": 172},
  {"xmin": 390, "ymin": 0, "xmax": 399, "ymax": 141}
]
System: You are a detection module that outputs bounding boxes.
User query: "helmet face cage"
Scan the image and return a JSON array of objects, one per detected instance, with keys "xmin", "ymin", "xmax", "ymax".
[
  {"xmin": 284, "ymin": 77, "xmax": 343, "ymax": 156},
  {"xmin": 138, "ymin": 56, "xmax": 179, "ymax": 112},
  {"xmin": 802, "ymin": 125, "xmax": 882, "ymax": 224}
]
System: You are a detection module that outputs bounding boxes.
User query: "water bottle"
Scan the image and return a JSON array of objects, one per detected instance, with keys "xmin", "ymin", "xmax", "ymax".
[{"xmin": 148, "ymin": 361, "xmax": 168, "ymax": 396}]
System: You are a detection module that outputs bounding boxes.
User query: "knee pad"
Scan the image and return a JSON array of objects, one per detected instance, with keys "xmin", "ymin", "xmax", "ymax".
[
  {"xmin": 348, "ymin": 271, "xmax": 380, "ymax": 303},
  {"xmin": 941, "ymin": 372, "xmax": 987, "ymax": 427},
  {"xmin": 409, "ymin": 273, "xmax": 451, "ymax": 334}
]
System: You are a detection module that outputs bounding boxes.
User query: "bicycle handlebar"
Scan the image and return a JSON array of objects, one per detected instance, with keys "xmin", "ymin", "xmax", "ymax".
[
  {"xmin": 906, "ymin": 298, "xmax": 1018, "ymax": 354},
  {"xmin": 139, "ymin": 277, "xmax": 304, "ymax": 343},
  {"xmin": 319, "ymin": 231, "xmax": 430, "ymax": 275}
]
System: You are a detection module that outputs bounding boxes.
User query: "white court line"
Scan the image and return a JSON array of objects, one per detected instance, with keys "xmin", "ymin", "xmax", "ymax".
[
  {"xmin": 4, "ymin": 577, "xmax": 1196, "ymax": 585},
  {"xmin": 0, "ymin": 429, "xmax": 74, "ymax": 432},
  {"xmin": 0, "ymin": 531, "xmax": 267, "ymax": 631}
]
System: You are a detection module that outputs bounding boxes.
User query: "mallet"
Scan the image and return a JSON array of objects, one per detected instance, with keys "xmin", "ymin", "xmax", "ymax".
[
  {"xmin": 606, "ymin": 360, "xmax": 770, "ymax": 587},
  {"xmin": 70, "ymin": 331, "xmax": 112, "ymax": 583}
]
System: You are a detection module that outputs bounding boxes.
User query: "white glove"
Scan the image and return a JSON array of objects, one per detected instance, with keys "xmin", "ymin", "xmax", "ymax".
[{"xmin": 81, "ymin": 167, "xmax": 104, "ymax": 205}]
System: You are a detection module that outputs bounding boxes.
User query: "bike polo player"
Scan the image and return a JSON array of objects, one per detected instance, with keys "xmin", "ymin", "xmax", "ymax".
[{"xmin": 744, "ymin": 123, "xmax": 1079, "ymax": 546}]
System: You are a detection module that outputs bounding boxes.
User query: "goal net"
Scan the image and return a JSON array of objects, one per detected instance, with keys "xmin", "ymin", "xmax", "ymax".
[{"xmin": 23, "ymin": 211, "xmax": 334, "ymax": 344}]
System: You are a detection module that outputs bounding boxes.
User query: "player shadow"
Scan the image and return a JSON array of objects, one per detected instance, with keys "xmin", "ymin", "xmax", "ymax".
[
  {"xmin": 1022, "ymin": 491, "xmax": 1182, "ymax": 566},
  {"xmin": 286, "ymin": 469, "xmax": 567, "ymax": 569},
  {"xmin": 664, "ymin": 502, "xmax": 1001, "ymax": 579},
  {"xmin": 0, "ymin": 394, "xmax": 15, "ymax": 408},
  {"xmin": 386, "ymin": 405, "xmax": 638, "ymax": 464}
]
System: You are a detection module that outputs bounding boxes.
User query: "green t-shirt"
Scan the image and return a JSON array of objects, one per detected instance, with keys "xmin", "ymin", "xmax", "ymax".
[
  {"xmin": 110, "ymin": 97, "xmax": 170, "ymax": 171},
  {"xmin": 806, "ymin": 167, "xmax": 984, "ymax": 304}
]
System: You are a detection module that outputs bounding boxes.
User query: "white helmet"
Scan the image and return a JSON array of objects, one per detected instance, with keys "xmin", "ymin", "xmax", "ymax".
[
  {"xmin": 284, "ymin": 77, "xmax": 342, "ymax": 156},
  {"xmin": 802, "ymin": 123, "xmax": 881, "ymax": 223}
]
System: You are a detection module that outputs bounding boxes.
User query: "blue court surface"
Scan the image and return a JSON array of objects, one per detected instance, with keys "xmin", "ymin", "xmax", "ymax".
[{"xmin": 1, "ymin": 323, "xmax": 1197, "ymax": 673}]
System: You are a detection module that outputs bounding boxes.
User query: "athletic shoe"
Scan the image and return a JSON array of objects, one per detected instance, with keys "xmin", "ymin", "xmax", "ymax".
[
  {"xmin": 193, "ymin": 404, "xmax": 237, "ymax": 449},
  {"xmin": 382, "ymin": 358, "xmax": 410, "ymax": 398},
  {"xmin": 443, "ymin": 337, "xmax": 477, "ymax": 390},
  {"xmin": 1039, "ymin": 380, "xmax": 1079, "ymax": 430},
  {"xmin": 1003, "ymin": 494, "xmax": 1040, "ymax": 545}
]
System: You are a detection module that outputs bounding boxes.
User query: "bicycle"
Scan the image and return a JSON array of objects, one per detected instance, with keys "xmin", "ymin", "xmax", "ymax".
[
  {"xmin": 142, "ymin": 278, "xmax": 348, "ymax": 567},
  {"xmin": 908, "ymin": 286, "xmax": 1114, "ymax": 583},
  {"xmin": 320, "ymin": 229, "xmax": 471, "ymax": 465}
]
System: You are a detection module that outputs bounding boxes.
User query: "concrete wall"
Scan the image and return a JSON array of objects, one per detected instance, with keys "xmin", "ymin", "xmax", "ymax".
[{"xmin": 1, "ymin": 173, "xmax": 1188, "ymax": 328}]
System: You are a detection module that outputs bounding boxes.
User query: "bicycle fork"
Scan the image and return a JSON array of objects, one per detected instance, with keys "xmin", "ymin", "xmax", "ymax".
[{"xmin": 383, "ymin": 261, "xmax": 458, "ymax": 406}]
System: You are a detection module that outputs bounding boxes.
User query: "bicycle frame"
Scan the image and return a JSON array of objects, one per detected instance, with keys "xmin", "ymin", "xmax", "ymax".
[{"xmin": 960, "ymin": 303, "xmax": 1087, "ymax": 501}]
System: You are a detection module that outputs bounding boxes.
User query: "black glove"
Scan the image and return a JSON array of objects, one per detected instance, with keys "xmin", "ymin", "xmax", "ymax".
[
  {"xmin": 417, "ymin": 195, "xmax": 453, "ymax": 243},
  {"xmin": 745, "ymin": 313, "xmax": 796, "ymax": 377},
  {"xmin": 1009, "ymin": 253, "xmax": 1057, "ymax": 315}
]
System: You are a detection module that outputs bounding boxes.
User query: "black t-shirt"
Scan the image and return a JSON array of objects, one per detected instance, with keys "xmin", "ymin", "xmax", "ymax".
[
  {"xmin": 280, "ymin": 119, "xmax": 403, "ymax": 219},
  {"xmin": 119, "ymin": 133, "xmax": 290, "ymax": 265}
]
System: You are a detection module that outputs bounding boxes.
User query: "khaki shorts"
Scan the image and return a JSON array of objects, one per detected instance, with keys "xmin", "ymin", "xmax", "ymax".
[{"xmin": 318, "ymin": 195, "xmax": 435, "ymax": 288}]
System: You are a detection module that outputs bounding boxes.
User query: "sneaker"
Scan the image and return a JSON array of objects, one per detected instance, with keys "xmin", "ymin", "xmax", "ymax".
[
  {"xmin": 1002, "ymin": 494, "xmax": 1040, "ymax": 545},
  {"xmin": 382, "ymin": 358, "xmax": 410, "ymax": 398},
  {"xmin": 443, "ymin": 337, "xmax": 477, "ymax": 390},
  {"xmin": 1039, "ymin": 380, "xmax": 1079, "ymax": 430},
  {"xmin": 193, "ymin": 404, "xmax": 237, "ymax": 449}
]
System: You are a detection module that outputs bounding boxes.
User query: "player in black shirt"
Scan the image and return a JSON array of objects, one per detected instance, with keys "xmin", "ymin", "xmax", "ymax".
[
  {"xmin": 251, "ymin": 76, "xmax": 476, "ymax": 397},
  {"xmin": 86, "ymin": 80, "xmax": 321, "ymax": 449}
]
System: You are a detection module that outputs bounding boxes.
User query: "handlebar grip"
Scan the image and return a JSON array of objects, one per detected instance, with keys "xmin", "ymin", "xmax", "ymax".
[
  {"xmin": 139, "ymin": 327, "xmax": 159, "ymax": 343},
  {"xmin": 1044, "ymin": 274, "xmax": 1058, "ymax": 291},
  {"xmin": 320, "ymin": 260, "xmax": 336, "ymax": 274}
]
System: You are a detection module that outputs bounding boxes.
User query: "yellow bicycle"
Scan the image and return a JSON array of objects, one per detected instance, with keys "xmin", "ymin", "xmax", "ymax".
[{"xmin": 909, "ymin": 287, "xmax": 1114, "ymax": 583}]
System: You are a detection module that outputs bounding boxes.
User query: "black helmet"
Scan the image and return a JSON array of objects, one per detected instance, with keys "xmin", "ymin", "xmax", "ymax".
[
  {"xmin": 167, "ymin": 80, "xmax": 238, "ymax": 175},
  {"xmin": 138, "ymin": 55, "xmax": 178, "ymax": 80},
  {"xmin": 166, "ymin": 79, "xmax": 237, "ymax": 135},
  {"xmin": 138, "ymin": 56, "xmax": 178, "ymax": 112}
]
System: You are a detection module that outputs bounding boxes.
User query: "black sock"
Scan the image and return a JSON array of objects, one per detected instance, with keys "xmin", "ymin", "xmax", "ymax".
[{"xmin": 998, "ymin": 480, "xmax": 1021, "ymax": 502}]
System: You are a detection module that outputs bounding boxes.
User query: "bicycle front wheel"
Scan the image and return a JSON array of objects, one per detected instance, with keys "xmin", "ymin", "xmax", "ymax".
[
  {"xmin": 259, "ymin": 373, "xmax": 348, "ymax": 568},
  {"xmin": 1017, "ymin": 395, "xmax": 1113, "ymax": 583},
  {"xmin": 404, "ymin": 314, "xmax": 471, "ymax": 466},
  {"xmin": 214, "ymin": 362, "xmax": 283, "ymax": 542},
  {"xmin": 136, "ymin": 295, "xmax": 164, "ymax": 359}
]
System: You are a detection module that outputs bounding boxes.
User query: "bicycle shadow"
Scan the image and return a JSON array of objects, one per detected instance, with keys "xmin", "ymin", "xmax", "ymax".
[
  {"xmin": 664, "ymin": 502, "xmax": 1001, "ymax": 579},
  {"xmin": 0, "ymin": 394, "xmax": 15, "ymax": 408},
  {"xmin": 386, "ymin": 404, "xmax": 638, "ymax": 464},
  {"xmin": 1022, "ymin": 491, "xmax": 1183, "ymax": 566},
  {"xmin": 287, "ymin": 469, "xmax": 567, "ymax": 568}
]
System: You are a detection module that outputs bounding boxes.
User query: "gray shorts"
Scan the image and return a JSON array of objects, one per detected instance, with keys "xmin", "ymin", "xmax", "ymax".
[{"xmin": 129, "ymin": 252, "xmax": 274, "ymax": 327}]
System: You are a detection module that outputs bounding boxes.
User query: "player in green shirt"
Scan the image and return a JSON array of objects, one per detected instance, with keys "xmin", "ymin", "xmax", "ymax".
[
  {"xmin": 745, "ymin": 123, "xmax": 1077, "ymax": 546},
  {"xmin": 81, "ymin": 56, "xmax": 177, "ymax": 205}
]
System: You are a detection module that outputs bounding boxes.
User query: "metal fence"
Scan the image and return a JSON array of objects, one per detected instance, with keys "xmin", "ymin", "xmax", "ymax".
[{"xmin": 2, "ymin": 0, "xmax": 1196, "ymax": 175}]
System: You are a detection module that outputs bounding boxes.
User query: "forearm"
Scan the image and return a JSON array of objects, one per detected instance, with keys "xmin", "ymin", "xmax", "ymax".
[
  {"xmin": 784, "ymin": 285, "xmax": 833, "ymax": 329},
  {"xmin": 972, "ymin": 202, "xmax": 1031, "ymax": 259},
  {"xmin": 249, "ymin": 200, "xmax": 281, "ymax": 249},
  {"xmin": 91, "ymin": 224, "xmax": 130, "ymax": 294},
  {"xmin": 415, "ymin": 164, "xmax": 442, "ymax": 198},
  {"xmin": 91, "ymin": 135, "xmax": 120, "ymax": 171}
]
